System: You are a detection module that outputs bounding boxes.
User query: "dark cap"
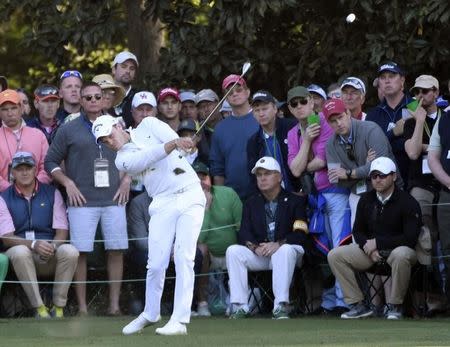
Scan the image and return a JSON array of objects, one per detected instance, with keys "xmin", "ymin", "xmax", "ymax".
[
  {"xmin": 251, "ymin": 90, "xmax": 276, "ymax": 105},
  {"xmin": 177, "ymin": 119, "xmax": 197, "ymax": 134},
  {"xmin": 34, "ymin": 85, "xmax": 60, "ymax": 101},
  {"xmin": 11, "ymin": 151, "xmax": 35, "ymax": 169},
  {"xmin": 287, "ymin": 86, "xmax": 309, "ymax": 103},
  {"xmin": 192, "ymin": 161, "xmax": 209, "ymax": 175},
  {"xmin": 378, "ymin": 61, "xmax": 404, "ymax": 76}
]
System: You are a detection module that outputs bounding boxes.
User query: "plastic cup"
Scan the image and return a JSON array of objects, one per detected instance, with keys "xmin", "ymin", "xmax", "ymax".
[{"xmin": 327, "ymin": 162, "xmax": 341, "ymax": 184}]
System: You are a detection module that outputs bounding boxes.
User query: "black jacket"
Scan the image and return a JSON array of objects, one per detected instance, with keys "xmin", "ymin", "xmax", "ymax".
[
  {"xmin": 353, "ymin": 186, "xmax": 422, "ymax": 251},
  {"xmin": 247, "ymin": 117, "xmax": 298, "ymax": 194}
]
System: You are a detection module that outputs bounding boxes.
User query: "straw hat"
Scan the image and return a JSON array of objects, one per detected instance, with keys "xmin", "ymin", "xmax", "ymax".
[{"xmin": 92, "ymin": 74, "xmax": 126, "ymax": 107}]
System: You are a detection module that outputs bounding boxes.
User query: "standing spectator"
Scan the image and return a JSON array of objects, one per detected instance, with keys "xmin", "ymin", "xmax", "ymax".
[
  {"xmin": 194, "ymin": 161, "xmax": 242, "ymax": 316},
  {"xmin": 16, "ymin": 88, "xmax": 32, "ymax": 120},
  {"xmin": 366, "ymin": 61, "xmax": 413, "ymax": 186},
  {"xmin": 0, "ymin": 89, "xmax": 51, "ymax": 192},
  {"xmin": 0, "ymin": 152, "xmax": 79, "ymax": 318},
  {"xmin": 287, "ymin": 87, "xmax": 351, "ymax": 312},
  {"xmin": 307, "ymin": 84, "xmax": 327, "ymax": 114},
  {"xmin": 324, "ymin": 98, "xmax": 401, "ymax": 226},
  {"xmin": 328, "ymin": 157, "xmax": 422, "ymax": 320},
  {"xmin": 111, "ymin": 51, "xmax": 139, "ymax": 128},
  {"xmin": 56, "ymin": 70, "xmax": 82, "ymax": 121},
  {"xmin": 219, "ymin": 100, "xmax": 232, "ymax": 118},
  {"xmin": 195, "ymin": 88, "xmax": 222, "ymax": 153},
  {"xmin": 428, "ymin": 101, "xmax": 450, "ymax": 304},
  {"xmin": 0, "ymin": 76, "xmax": 8, "ymax": 92},
  {"xmin": 177, "ymin": 119, "xmax": 208, "ymax": 165},
  {"xmin": 130, "ymin": 91, "xmax": 157, "ymax": 128},
  {"xmin": 92, "ymin": 74, "xmax": 126, "ymax": 114},
  {"xmin": 180, "ymin": 91, "xmax": 198, "ymax": 121},
  {"xmin": 226, "ymin": 157, "xmax": 312, "ymax": 319},
  {"xmin": 247, "ymin": 90, "xmax": 297, "ymax": 193},
  {"xmin": 27, "ymin": 85, "xmax": 61, "ymax": 144},
  {"xmin": 157, "ymin": 87, "xmax": 182, "ymax": 131},
  {"xmin": 44, "ymin": 82, "xmax": 129, "ymax": 316},
  {"xmin": 340, "ymin": 77, "xmax": 367, "ymax": 120},
  {"xmin": 209, "ymin": 74, "xmax": 259, "ymax": 200}
]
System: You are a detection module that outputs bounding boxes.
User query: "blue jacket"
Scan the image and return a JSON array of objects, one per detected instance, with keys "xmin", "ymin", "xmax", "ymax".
[{"xmin": 246, "ymin": 117, "xmax": 298, "ymax": 194}]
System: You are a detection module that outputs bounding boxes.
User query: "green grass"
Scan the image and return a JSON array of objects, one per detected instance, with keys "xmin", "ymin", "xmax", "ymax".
[{"xmin": 0, "ymin": 316, "xmax": 449, "ymax": 346}]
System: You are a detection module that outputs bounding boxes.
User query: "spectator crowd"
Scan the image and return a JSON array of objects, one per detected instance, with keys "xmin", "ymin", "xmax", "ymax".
[{"xmin": 1, "ymin": 52, "xmax": 450, "ymax": 324}]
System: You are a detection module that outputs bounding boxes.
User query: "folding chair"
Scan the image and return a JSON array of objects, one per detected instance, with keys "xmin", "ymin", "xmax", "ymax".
[{"xmin": 247, "ymin": 270, "xmax": 273, "ymax": 314}]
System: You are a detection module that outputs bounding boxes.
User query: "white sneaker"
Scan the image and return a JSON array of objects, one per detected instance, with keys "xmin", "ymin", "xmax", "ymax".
[
  {"xmin": 197, "ymin": 302, "xmax": 211, "ymax": 317},
  {"xmin": 155, "ymin": 321, "xmax": 187, "ymax": 336},
  {"xmin": 122, "ymin": 313, "xmax": 161, "ymax": 335}
]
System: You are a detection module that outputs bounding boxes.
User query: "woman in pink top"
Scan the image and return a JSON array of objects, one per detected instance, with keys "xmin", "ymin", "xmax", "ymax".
[{"xmin": 286, "ymin": 86, "xmax": 350, "ymax": 313}]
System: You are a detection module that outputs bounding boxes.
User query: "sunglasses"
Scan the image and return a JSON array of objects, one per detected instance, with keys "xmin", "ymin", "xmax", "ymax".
[
  {"xmin": 35, "ymin": 86, "xmax": 59, "ymax": 98},
  {"xmin": 60, "ymin": 70, "xmax": 83, "ymax": 80},
  {"xmin": 413, "ymin": 88, "xmax": 435, "ymax": 96},
  {"xmin": 370, "ymin": 172, "xmax": 391, "ymax": 180},
  {"xmin": 82, "ymin": 94, "xmax": 102, "ymax": 101},
  {"xmin": 345, "ymin": 143, "xmax": 355, "ymax": 161},
  {"xmin": 289, "ymin": 98, "xmax": 308, "ymax": 108}
]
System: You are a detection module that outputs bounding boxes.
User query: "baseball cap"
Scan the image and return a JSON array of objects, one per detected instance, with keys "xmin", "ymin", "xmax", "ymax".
[
  {"xmin": 0, "ymin": 76, "xmax": 8, "ymax": 91},
  {"xmin": 251, "ymin": 90, "xmax": 276, "ymax": 105},
  {"xmin": 91, "ymin": 115, "xmax": 120, "ymax": 143},
  {"xmin": 0, "ymin": 89, "xmax": 20, "ymax": 106},
  {"xmin": 34, "ymin": 85, "xmax": 60, "ymax": 101},
  {"xmin": 112, "ymin": 51, "xmax": 139, "ymax": 67},
  {"xmin": 177, "ymin": 119, "xmax": 197, "ymax": 134},
  {"xmin": 378, "ymin": 61, "xmax": 404, "ymax": 76},
  {"xmin": 158, "ymin": 87, "xmax": 180, "ymax": 102},
  {"xmin": 11, "ymin": 151, "xmax": 35, "ymax": 169},
  {"xmin": 307, "ymin": 84, "xmax": 327, "ymax": 100},
  {"xmin": 410, "ymin": 75, "xmax": 439, "ymax": 93},
  {"xmin": 251, "ymin": 156, "xmax": 281, "ymax": 174},
  {"xmin": 132, "ymin": 91, "xmax": 157, "ymax": 108},
  {"xmin": 219, "ymin": 100, "xmax": 232, "ymax": 113},
  {"xmin": 287, "ymin": 86, "xmax": 309, "ymax": 103},
  {"xmin": 192, "ymin": 161, "xmax": 209, "ymax": 175},
  {"xmin": 92, "ymin": 74, "xmax": 126, "ymax": 107},
  {"xmin": 322, "ymin": 98, "xmax": 346, "ymax": 120},
  {"xmin": 340, "ymin": 77, "xmax": 366, "ymax": 94},
  {"xmin": 180, "ymin": 91, "xmax": 196, "ymax": 103},
  {"xmin": 222, "ymin": 74, "xmax": 247, "ymax": 90},
  {"xmin": 195, "ymin": 89, "xmax": 219, "ymax": 104},
  {"xmin": 369, "ymin": 157, "xmax": 397, "ymax": 175}
]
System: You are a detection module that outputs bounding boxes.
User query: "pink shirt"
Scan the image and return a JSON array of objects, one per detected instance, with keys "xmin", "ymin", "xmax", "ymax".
[
  {"xmin": 287, "ymin": 114, "xmax": 334, "ymax": 191},
  {"xmin": 0, "ymin": 122, "xmax": 51, "ymax": 192},
  {"xmin": 0, "ymin": 188, "xmax": 68, "ymax": 236}
]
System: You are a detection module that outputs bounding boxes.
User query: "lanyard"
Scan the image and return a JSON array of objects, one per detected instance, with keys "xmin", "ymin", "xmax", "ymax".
[
  {"xmin": 263, "ymin": 133, "xmax": 278, "ymax": 161},
  {"xmin": 82, "ymin": 114, "xmax": 103, "ymax": 158},
  {"xmin": 3, "ymin": 127, "xmax": 23, "ymax": 160}
]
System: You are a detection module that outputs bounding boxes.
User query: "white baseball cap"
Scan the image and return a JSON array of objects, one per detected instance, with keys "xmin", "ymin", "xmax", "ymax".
[
  {"xmin": 251, "ymin": 156, "xmax": 281, "ymax": 174},
  {"xmin": 369, "ymin": 157, "xmax": 396, "ymax": 175},
  {"xmin": 340, "ymin": 77, "xmax": 366, "ymax": 94},
  {"xmin": 180, "ymin": 91, "xmax": 196, "ymax": 103},
  {"xmin": 219, "ymin": 100, "xmax": 232, "ymax": 113},
  {"xmin": 112, "ymin": 51, "xmax": 139, "ymax": 67},
  {"xmin": 132, "ymin": 91, "xmax": 157, "ymax": 108},
  {"xmin": 307, "ymin": 84, "xmax": 327, "ymax": 100},
  {"xmin": 92, "ymin": 115, "xmax": 120, "ymax": 143}
]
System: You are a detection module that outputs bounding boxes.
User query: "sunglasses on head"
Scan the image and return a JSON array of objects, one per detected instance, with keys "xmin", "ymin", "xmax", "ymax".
[
  {"xmin": 413, "ymin": 87, "xmax": 435, "ymax": 96},
  {"xmin": 82, "ymin": 94, "xmax": 102, "ymax": 101},
  {"xmin": 36, "ymin": 86, "xmax": 59, "ymax": 97},
  {"xmin": 370, "ymin": 172, "xmax": 391, "ymax": 180},
  {"xmin": 60, "ymin": 70, "xmax": 83, "ymax": 80},
  {"xmin": 345, "ymin": 143, "xmax": 355, "ymax": 161},
  {"xmin": 289, "ymin": 98, "xmax": 308, "ymax": 108}
]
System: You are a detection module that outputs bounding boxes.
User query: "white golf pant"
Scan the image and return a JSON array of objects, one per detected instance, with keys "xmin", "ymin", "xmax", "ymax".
[
  {"xmin": 142, "ymin": 184, "xmax": 205, "ymax": 324},
  {"xmin": 226, "ymin": 244, "xmax": 304, "ymax": 309}
]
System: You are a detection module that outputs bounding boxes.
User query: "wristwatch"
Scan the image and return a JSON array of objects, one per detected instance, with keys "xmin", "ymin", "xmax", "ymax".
[{"xmin": 346, "ymin": 169, "xmax": 352, "ymax": 179}]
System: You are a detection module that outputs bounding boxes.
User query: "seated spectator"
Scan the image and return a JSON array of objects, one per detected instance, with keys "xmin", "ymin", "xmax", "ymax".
[
  {"xmin": 0, "ymin": 152, "xmax": 79, "ymax": 318},
  {"xmin": 226, "ymin": 157, "xmax": 312, "ymax": 319},
  {"xmin": 247, "ymin": 90, "xmax": 297, "ymax": 193},
  {"xmin": 27, "ymin": 85, "xmax": 61, "ymax": 144},
  {"xmin": 157, "ymin": 87, "xmax": 182, "ymax": 131},
  {"xmin": 193, "ymin": 161, "xmax": 242, "ymax": 316},
  {"xmin": 180, "ymin": 91, "xmax": 198, "ymax": 121},
  {"xmin": 0, "ymin": 89, "xmax": 51, "ymax": 192},
  {"xmin": 328, "ymin": 157, "xmax": 422, "ymax": 320}
]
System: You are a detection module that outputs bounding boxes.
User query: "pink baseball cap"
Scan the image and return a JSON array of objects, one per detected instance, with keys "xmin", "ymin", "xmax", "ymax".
[
  {"xmin": 157, "ymin": 87, "xmax": 180, "ymax": 102},
  {"xmin": 322, "ymin": 98, "xmax": 346, "ymax": 120},
  {"xmin": 222, "ymin": 74, "xmax": 247, "ymax": 90}
]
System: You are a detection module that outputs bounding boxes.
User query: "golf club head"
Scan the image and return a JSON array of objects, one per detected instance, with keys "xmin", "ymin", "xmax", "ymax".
[{"xmin": 241, "ymin": 62, "xmax": 251, "ymax": 76}]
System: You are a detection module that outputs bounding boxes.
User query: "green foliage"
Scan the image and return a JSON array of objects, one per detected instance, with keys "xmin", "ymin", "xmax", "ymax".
[{"xmin": 1, "ymin": 0, "xmax": 450, "ymax": 102}]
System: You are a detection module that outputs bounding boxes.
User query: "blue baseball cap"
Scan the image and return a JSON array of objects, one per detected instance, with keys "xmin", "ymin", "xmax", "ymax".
[{"xmin": 378, "ymin": 61, "xmax": 404, "ymax": 76}]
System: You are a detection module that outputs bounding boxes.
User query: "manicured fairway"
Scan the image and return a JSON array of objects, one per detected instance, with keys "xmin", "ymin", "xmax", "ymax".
[{"xmin": 0, "ymin": 316, "xmax": 449, "ymax": 346}]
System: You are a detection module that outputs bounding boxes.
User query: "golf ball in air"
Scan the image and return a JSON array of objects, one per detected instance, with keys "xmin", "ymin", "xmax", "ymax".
[{"xmin": 346, "ymin": 13, "xmax": 356, "ymax": 23}]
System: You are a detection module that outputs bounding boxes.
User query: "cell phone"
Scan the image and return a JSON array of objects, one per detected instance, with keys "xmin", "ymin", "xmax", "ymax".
[
  {"xmin": 307, "ymin": 113, "xmax": 320, "ymax": 126},
  {"xmin": 406, "ymin": 99, "xmax": 419, "ymax": 112}
]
